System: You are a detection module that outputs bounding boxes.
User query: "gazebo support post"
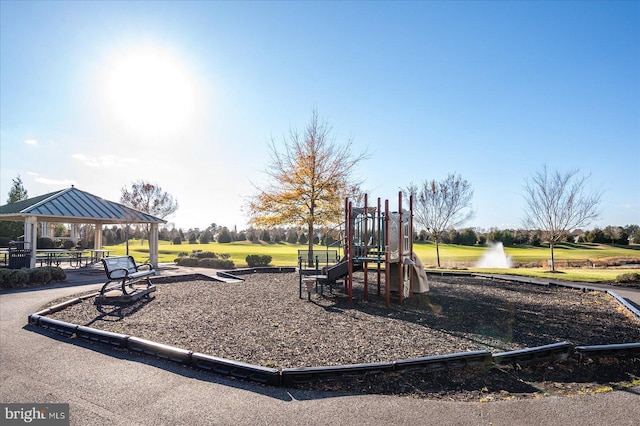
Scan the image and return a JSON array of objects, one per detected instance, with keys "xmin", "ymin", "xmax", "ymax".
[
  {"xmin": 93, "ymin": 222, "xmax": 103, "ymax": 252},
  {"xmin": 25, "ymin": 216, "xmax": 38, "ymax": 269},
  {"xmin": 149, "ymin": 223, "xmax": 159, "ymax": 268}
]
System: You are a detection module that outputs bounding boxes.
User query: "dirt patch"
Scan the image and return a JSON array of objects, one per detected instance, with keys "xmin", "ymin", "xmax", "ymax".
[{"xmin": 47, "ymin": 273, "xmax": 640, "ymax": 401}]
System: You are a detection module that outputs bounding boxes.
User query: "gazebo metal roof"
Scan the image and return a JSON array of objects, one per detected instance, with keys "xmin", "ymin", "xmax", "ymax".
[{"xmin": 0, "ymin": 186, "xmax": 166, "ymax": 224}]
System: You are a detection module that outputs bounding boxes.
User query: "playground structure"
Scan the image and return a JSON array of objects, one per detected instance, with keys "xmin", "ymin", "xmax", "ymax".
[{"xmin": 300, "ymin": 192, "xmax": 429, "ymax": 307}]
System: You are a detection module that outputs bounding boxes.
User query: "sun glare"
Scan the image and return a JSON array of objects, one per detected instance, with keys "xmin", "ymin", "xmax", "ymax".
[{"xmin": 103, "ymin": 47, "xmax": 197, "ymax": 137}]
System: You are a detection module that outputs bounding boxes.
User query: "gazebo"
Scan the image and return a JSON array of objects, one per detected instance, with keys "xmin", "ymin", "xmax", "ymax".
[{"xmin": 0, "ymin": 186, "xmax": 166, "ymax": 268}]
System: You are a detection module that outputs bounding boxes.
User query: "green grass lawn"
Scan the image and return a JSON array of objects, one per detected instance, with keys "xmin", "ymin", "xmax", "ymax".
[
  {"xmin": 463, "ymin": 267, "xmax": 639, "ymax": 283},
  {"xmin": 412, "ymin": 242, "xmax": 640, "ymax": 266},
  {"xmin": 104, "ymin": 240, "xmax": 640, "ymax": 283}
]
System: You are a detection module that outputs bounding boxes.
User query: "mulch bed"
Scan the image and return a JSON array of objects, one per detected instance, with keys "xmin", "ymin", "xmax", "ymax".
[{"xmin": 47, "ymin": 272, "xmax": 640, "ymax": 401}]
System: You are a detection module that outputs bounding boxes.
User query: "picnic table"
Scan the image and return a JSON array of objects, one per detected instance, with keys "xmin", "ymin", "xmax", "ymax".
[
  {"xmin": 36, "ymin": 249, "xmax": 86, "ymax": 267},
  {"xmin": 87, "ymin": 249, "xmax": 113, "ymax": 264},
  {"xmin": 39, "ymin": 249, "xmax": 114, "ymax": 267}
]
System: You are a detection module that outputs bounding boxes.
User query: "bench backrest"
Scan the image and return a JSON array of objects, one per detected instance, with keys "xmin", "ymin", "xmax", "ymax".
[{"xmin": 102, "ymin": 256, "xmax": 137, "ymax": 279}]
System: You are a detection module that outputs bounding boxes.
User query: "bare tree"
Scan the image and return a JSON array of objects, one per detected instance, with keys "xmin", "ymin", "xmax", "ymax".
[
  {"xmin": 405, "ymin": 173, "xmax": 475, "ymax": 267},
  {"xmin": 247, "ymin": 110, "xmax": 368, "ymax": 265},
  {"xmin": 121, "ymin": 180, "xmax": 178, "ymax": 219},
  {"xmin": 523, "ymin": 165, "xmax": 601, "ymax": 272},
  {"xmin": 120, "ymin": 180, "xmax": 178, "ymax": 248}
]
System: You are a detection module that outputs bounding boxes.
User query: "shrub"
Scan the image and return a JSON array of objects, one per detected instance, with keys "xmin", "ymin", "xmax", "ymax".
[
  {"xmin": 194, "ymin": 251, "xmax": 218, "ymax": 259},
  {"xmin": 48, "ymin": 266, "xmax": 66, "ymax": 281},
  {"xmin": 173, "ymin": 236, "xmax": 182, "ymax": 245},
  {"xmin": 198, "ymin": 258, "xmax": 235, "ymax": 269},
  {"xmin": 0, "ymin": 269, "xmax": 29, "ymax": 289},
  {"xmin": 615, "ymin": 272, "xmax": 640, "ymax": 284},
  {"xmin": 37, "ymin": 237, "xmax": 55, "ymax": 249},
  {"xmin": 0, "ymin": 269, "xmax": 12, "ymax": 288},
  {"xmin": 0, "ymin": 267, "xmax": 65, "ymax": 289},
  {"xmin": 175, "ymin": 257, "xmax": 199, "ymax": 267},
  {"xmin": 29, "ymin": 267, "xmax": 52, "ymax": 285},
  {"xmin": 246, "ymin": 254, "xmax": 272, "ymax": 267},
  {"xmin": 62, "ymin": 240, "xmax": 75, "ymax": 249}
]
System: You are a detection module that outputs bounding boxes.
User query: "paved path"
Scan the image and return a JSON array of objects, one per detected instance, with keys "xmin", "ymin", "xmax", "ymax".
[{"xmin": 1, "ymin": 268, "xmax": 639, "ymax": 425}]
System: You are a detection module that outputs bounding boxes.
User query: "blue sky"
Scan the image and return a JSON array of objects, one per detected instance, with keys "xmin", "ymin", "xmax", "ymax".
[{"xmin": 1, "ymin": 1, "xmax": 638, "ymax": 231}]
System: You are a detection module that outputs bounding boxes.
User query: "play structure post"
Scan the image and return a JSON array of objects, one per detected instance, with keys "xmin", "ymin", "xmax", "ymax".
[
  {"xmin": 343, "ymin": 197, "xmax": 349, "ymax": 295},
  {"xmin": 398, "ymin": 191, "xmax": 404, "ymax": 304},
  {"xmin": 384, "ymin": 199, "xmax": 390, "ymax": 308},
  {"xmin": 363, "ymin": 193, "xmax": 369, "ymax": 300},
  {"xmin": 409, "ymin": 194, "xmax": 414, "ymax": 298},
  {"xmin": 315, "ymin": 255, "xmax": 320, "ymax": 294},
  {"xmin": 298, "ymin": 257, "xmax": 303, "ymax": 299},
  {"xmin": 377, "ymin": 197, "xmax": 382, "ymax": 296},
  {"xmin": 347, "ymin": 201, "xmax": 354, "ymax": 303}
]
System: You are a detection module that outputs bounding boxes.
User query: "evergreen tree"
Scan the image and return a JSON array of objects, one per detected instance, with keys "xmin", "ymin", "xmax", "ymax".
[{"xmin": 7, "ymin": 175, "xmax": 28, "ymax": 203}]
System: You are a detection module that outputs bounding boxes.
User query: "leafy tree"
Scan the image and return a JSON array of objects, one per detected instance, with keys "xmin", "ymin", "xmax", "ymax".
[
  {"xmin": 188, "ymin": 232, "xmax": 197, "ymax": 244},
  {"xmin": 286, "ymin": 229, "xmax": 298, "ymax": 244},
  {"xmin": 245, "ymin": 227, "xmax": 259, "ymax": 243},
  {"xmin": 116, "ymin": 227, "xmax": 125, "ymax": 242},
  {"xmin": 259, "ymin": 229, "xmax": 271, "ymax": 242},
  {"xmin": 460, "ymin": 228, "xmax": 478, "ymax": 246},
  {"xmin": 405, "ymin": 173, "xmax": 475, "ymax": 267},
  {"xmin": 104, "ymin": 229, "xmax": 116, "ymax": 245},
  {"xmin": 603, "ymin": 226, "xmax": 628, "ymax": 245},
  {"xmin": 199, "ymin": 229, "xmax": 213, "ymax": 244},
  {"xmin": 7, "ymin": 175, "xmax": 28, "ymax": 203},
  {"xmin": 523, "ymin": 165, "xmax": 601, "ymax": 271},
  {"xmin": 247, "ymin": 110, "xmax": 368, "ymax": 265},
  {"xmin": 625, "ymin": 225, "xmax": 640, "ymax": 244},
  {"xmin": 217, "ymin": 226, "xmax": 232, "ymax": 243},
  {"xmin": 298, "ymin": 233, "xmax": 308, "ymax": 245},
  {"xmin": 585, "ymin": 228, "xmax": 606, "ymax": 243},
  {"xmin": 488, "ymin": 229, "xmax": 513, "ymax": 246},
  {"xmin": 529, "ymin": 230, "xmax": 543, "ymax": 246},
  {"xmin": 1, "ymin": 175, "xmax": 29, "ymax": 240}
]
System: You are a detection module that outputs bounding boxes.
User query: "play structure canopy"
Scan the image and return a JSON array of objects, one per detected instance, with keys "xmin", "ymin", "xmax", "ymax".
[{"xmin": 0, "ymin": 186, "xmax": 166, "ymax": 267}]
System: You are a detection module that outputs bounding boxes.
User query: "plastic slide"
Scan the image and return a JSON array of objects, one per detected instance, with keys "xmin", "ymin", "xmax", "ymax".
[{"xmin": 411, "ymin": 252, "xmax": 430, "ymax": 293}]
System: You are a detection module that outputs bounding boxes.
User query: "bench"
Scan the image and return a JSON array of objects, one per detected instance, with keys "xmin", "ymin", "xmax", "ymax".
[{"xmin": 99, "ymin": 255, "xmax": 155, "ymax": 297}]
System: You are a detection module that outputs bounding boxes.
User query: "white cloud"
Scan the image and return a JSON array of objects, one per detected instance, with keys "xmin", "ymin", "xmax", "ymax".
[
  {"xmin": 26, "ymin": 171, "xmax": 39, "ymax": 176},
  {"xmin": 72, "ymin": 153, "xmax": 138, "ymax": 168},
  {"xmin": 35, "ymin": 177, "xmax": 76, "ymax": 186},
  {"xmin": 24, "ymin": 139, "xmax": 38, "ymax": 146}
]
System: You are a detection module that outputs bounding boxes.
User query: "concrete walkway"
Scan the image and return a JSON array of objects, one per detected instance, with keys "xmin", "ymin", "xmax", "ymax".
[{"xmin": 1, "ymin": 267, "xmax": 639, "ymax": 425}]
